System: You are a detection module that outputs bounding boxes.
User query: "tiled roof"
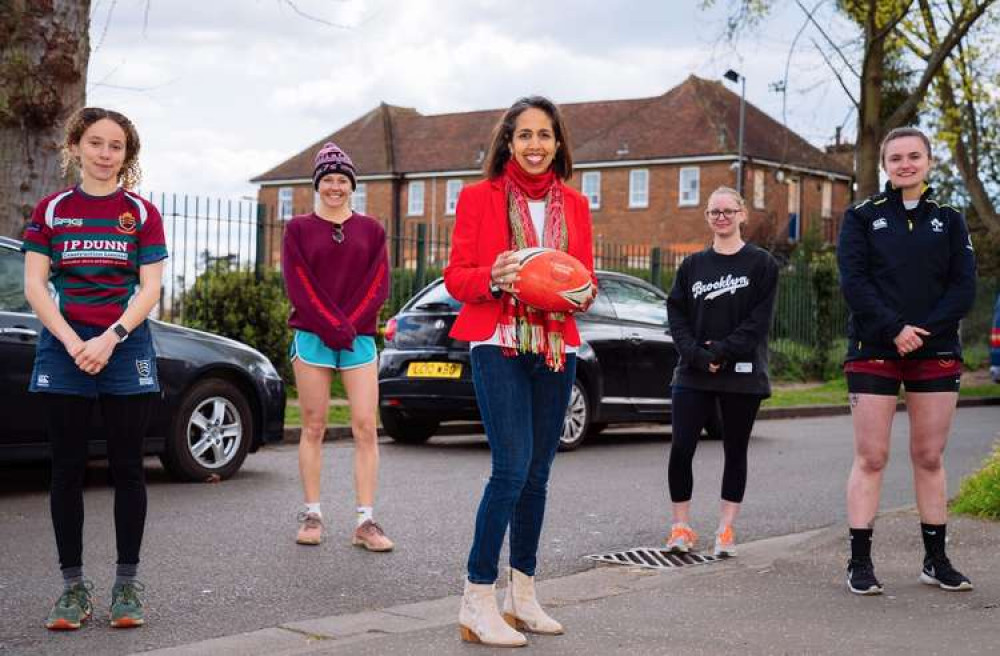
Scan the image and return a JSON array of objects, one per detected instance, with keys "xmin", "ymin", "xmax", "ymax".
[{"xmin": 250, "ymin": 75, "xmax": 851, "ymax": 183}]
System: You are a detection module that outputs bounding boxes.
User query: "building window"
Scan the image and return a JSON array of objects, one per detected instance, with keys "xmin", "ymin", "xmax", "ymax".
[
  {"xmin": 445, "ymin": 179, "xmax": 463, "ymax": 215},
  {"xmin": 678, "ymin": 167, "xmax": 699, "ymax": 207},
  {"xmin": 407, "ymin": 180, "xmax": 425, "ymax": 216},
  {"xmin": 753, "ymin": 170, "xmax": 766, "ymax": 209},
  {"xmin": 581, "ymin": 171, "xmax": 601, "ymax": 210},
  {"xmin": 629, "ymin": 169, "xmax": 649, "ymax": 208},
  {"xmin": 352, "ymin": 183, "xmax": 367, "ymax": 215},
  {"xmin": 821, "ymin": 180, "xmax": 833, "ymax": 219},
  {"xmin": 278, "ymin": 187, "xmax": 294, "ymax": 220}
]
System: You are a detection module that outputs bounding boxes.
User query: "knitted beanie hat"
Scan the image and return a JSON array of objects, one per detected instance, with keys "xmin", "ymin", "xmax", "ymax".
[{"xmin": 313, "ymin": 142, "xmax": 357, "ymax": 190}]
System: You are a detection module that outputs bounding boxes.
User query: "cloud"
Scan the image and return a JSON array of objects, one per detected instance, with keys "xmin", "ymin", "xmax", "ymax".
[{"xmin": 85, "ymin": 0, "xmax": 857, "ymax": 198}]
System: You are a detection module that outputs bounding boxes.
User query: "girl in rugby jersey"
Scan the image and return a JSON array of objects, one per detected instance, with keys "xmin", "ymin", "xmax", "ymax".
[{"xmin": 22, "ymin": 107, "xmax": 167, "ymax": 630}]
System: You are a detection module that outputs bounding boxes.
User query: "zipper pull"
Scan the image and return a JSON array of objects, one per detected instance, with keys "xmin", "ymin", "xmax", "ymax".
[{"xmin": 907, "ymin": 219, "xmax": 913, "ymax": 231}]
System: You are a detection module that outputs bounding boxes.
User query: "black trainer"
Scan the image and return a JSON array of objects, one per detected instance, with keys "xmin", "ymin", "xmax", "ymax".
[
  {"xmin": 920, "ymin": 556, "xmax": 973, "ymax": 591},
  {"xmin": 847, "ymin": 558, "xmax": 884, "ymax": 595}
]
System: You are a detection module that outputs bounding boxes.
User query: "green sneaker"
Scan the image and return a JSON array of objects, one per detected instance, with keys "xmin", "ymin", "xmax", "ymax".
[
  {"xmin": 45, "ymin": 581, "xmax": 94, "ymax": 630},
  {"xmin": 109, "ymin": 581, "xmax": 146, "ymax": 628}
]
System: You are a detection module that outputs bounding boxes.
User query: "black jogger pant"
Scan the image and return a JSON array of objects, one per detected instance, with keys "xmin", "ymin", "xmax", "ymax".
[
  {"xmin": 47, "ymin": 393, "xmax": 155, "ymax": 570},
  {"xmin": 667, "ymin": 387, "xmax": 762, "ymax": 504}
]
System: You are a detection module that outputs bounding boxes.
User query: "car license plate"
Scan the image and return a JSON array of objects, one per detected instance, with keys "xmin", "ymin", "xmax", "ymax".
[{"xmin": 407, "ymin": 362, "xmax": 462, "ymax": 378}]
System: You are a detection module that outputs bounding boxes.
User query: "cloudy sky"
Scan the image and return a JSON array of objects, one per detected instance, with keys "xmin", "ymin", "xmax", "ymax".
[{"xmin": 87, "ymin": 0, "xmax": 858, "ymax": 200}]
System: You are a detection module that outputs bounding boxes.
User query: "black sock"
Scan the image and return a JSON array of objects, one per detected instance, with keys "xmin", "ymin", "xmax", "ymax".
[
  {"xmin": 849, "ymin": 528, "xmax": 873, "ymax": 562},
  {"xmin": 921, "ymin": 523, "xmax": 947, "ymax": 560},
  {"xmin": 61, "ymin": 566, "xmax": 84, "ymax": 590},
  {"xmin": 115, "ymin": 563, "xmax": 138, "ymax": 586}
]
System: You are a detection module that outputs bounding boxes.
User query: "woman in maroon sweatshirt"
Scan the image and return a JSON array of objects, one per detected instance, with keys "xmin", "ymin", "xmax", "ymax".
[{"xmin": 281, "ymin": 142, "xmax": 392, "ymax": 552}]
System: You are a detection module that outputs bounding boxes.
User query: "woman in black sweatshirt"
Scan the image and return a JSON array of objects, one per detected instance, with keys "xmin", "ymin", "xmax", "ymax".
[
  {"xmin": 838, "ymin": 127, "xmax": 976, "ymax": 596},
  {"xmin": 665, "ymin": 186, "xmax": 779, "ymax": 558}
]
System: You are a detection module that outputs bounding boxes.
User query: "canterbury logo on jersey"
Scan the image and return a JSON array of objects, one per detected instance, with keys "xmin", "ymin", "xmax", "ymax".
[
  {"xmin": 872, "ymin": 218, "xmax": 888, "ymax": 230},
  {"xmin": 691, "ymin": 274, "xmax": 750, "ymax": 300}
]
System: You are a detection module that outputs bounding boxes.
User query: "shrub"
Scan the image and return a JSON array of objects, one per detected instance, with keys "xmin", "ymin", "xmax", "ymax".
[
  {"xmin": 181, "ymin": 268, "xmax": 293, "ymax": 383},
  {"xmin": 951, "ymin": 443, "xmax": 1000, "ymax": 520}
]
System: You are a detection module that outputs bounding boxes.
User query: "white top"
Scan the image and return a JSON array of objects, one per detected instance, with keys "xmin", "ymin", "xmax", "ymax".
[
  {"xmin": 470, "ymin": 199, "xmax": 577, "ymax": 353},
  {"xmin": 903, "ymin": 199, "xmax": 919, "ymax": 210}
]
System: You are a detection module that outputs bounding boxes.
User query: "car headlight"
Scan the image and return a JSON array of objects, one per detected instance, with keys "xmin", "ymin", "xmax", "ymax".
[{"xmin": 249, "ymin": 358, "xmax": 282, "ymax": 380}]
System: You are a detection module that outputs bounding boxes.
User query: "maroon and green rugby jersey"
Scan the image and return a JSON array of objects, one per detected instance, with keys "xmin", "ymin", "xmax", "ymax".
[{"xmin": 21, "ymin": 186, "xmax": 168, "ymax": 328}]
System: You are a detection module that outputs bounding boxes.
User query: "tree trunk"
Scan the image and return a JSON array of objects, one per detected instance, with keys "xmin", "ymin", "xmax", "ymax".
[
  {"xmin": 0, "ymin": 0, "xmax": 91, "ymax": 238},
  {"xmin": 855, "ymin": 7, "xmax": 885, "ymax": 199}
]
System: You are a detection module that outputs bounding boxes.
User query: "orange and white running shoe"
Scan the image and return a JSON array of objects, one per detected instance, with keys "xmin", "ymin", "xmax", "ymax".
[
  {"xmin": 665, "ymin": 523, "xmax": 698, "ymax": 553},
  {"xmin": 714, "ymin": 525, "xmax": 737, "ymax": 557}
]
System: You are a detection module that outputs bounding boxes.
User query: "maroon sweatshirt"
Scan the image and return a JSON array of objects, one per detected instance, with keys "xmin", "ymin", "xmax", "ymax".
[{"xmin": 281, "ymin": 212, "xmax": 389, "ymax": 350}]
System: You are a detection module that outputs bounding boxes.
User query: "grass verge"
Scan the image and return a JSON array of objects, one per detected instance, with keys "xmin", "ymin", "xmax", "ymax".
[
  {"xmin": 282, "ymin": 379, "xmax": 998, "ymax": 426},
  {"xmin": 951, "ymin": 443, "xmax": 1000, "ymax": 520}
]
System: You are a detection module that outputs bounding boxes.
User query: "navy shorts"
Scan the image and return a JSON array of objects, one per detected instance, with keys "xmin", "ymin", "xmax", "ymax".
[{"xmin": 30, "ymin": 321, "xmax": 160, "ymax": 398}]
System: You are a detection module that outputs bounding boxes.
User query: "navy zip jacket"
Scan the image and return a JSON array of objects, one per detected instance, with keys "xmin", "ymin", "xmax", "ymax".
[{"xmin": 837, "ymin": 183, "xmax": 976, "ymax": 362}]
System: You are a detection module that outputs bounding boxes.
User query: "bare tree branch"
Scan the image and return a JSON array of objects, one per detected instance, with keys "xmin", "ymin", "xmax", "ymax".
[
  {"xmin": 811, "ymin": 37, "xmax": 859, "ymax": 105},
  {"xmin": 93, "ymin": 0, "xmax": 119, "ymax": 54},
  {"xmin": 887, "ymin": 0, "xmax": 997, "ymax": 129},
  {"xmin": 871, "ymin": 0, "xmax": 915, "ymax": 43},
  {"xmin": 794, "ymin": 0, "xmax": 860, "ymax": 78},
  {"xmin": 280, "ymin": 0, "xmax": 350, "ymax": 29}
]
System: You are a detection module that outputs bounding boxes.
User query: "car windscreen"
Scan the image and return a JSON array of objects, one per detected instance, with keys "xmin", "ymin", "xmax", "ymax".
[{"xmin": 408, "ymin": 281, "xmax": 462, "ymax": 312}]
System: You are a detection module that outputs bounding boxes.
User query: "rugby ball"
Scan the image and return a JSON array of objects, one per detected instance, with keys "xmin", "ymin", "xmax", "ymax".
[{"xmin": 512, "ymin": 247, "xmax": 593, "ymax": 312}]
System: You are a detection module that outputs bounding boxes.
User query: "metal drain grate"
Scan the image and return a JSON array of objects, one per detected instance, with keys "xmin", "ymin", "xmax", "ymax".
[{"xmin": 585, "ymin": 548, "xmax": 722, "ymax": 570}]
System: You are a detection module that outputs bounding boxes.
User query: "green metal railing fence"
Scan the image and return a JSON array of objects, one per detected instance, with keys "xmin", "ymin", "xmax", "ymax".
[{"xmin": 146, "ymin": 192, "xmax": 996, "ymax": 378}]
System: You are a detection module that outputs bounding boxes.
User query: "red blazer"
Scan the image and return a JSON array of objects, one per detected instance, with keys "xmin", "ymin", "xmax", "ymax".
[{"xmin": 444, "ymin": 177, "xmax": 595, "ymax": 344}]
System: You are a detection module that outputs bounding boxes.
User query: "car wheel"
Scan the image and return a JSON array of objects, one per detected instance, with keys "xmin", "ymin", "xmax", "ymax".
[
  {"xmin": 160, "ymin": 379, "xmax": 252, "ymax": 482},
  {"xmin": 559, "ymin": 380, "xmax": 590, "ymax": 452},
  {"xmin": 380, "ymin": 407, "xmax": 439, "ymax": 444}
]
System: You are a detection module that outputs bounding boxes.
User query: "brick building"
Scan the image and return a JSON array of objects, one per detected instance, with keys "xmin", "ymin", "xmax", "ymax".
[{"xmin": 251, "ymin": 75, "xmax": 852, "ymax": 266}]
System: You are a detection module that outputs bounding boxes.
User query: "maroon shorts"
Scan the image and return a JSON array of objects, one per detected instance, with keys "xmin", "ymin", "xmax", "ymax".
[{"xmin": 844, "ymin": 358, "xmax": 962, "ymax": 395}]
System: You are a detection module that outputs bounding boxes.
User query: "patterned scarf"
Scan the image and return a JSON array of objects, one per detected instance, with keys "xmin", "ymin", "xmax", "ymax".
[{"xmin": 499, "ymin": 160, "xmax": 569, "ymax": 371}]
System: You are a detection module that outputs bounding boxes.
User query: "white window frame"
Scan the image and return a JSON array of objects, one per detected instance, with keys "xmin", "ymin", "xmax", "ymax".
[
  {"xmin": 353, "ymin": 182, "xmax": 367, "ymax": 215},
  {"xmin": 407, "ymin": 180, "xmax": 425, "ymax": 216},
  {"xmin": 445, "ymin": 179, "xmax": 463, "ymax": 215},
  {"xmin": 278, "ymin": 186, "xmax": 294, "ymax": 220},
  {"xmin": 678, "ymin": 166, "xmax": 700, "ymax": 207},
  {"xmin": 581, "ymin": 171, "xmax": 601, "ymax": 210},
  {"xmin": 821, "ymin": 180, "xmax": 833, "ymax": 219},
  {"xmin": 753, "ymin": 169, "xmax": 766, "ymax": 209},
  {"xmin": 628, "ymin": 169, "xmax": 649, "ymax": 209}
]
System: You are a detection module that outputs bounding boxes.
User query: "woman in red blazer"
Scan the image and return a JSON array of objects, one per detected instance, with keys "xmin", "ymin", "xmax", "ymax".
[{"xmin": 444, "ymin": 96, "xmax": 595, "ymax": 647}]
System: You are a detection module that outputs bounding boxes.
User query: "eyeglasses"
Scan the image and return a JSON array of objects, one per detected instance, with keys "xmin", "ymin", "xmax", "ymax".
[
  {"xmin": 705, "ymin": 208, "xmax": 742, "ymax": 219},
  {"xmin": 331, "ymin": 223, "xmax": 345, "ymax": 243}
]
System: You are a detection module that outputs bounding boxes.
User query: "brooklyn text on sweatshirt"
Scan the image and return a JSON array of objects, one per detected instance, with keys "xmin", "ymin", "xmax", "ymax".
[
  {"xmin": 837, "ymin": 183, "xmax": 976, "ymax": 362},
  {"xmin": 667, "ymin": 243, "xmax": 779, "ymax": 396},
  {"xmin": 21, "ymin": 186, "xmax": 168, "ymax": 328},
  {"xmin": 281, "ymin": 213, "xmax": 389, "ymax": 351}
]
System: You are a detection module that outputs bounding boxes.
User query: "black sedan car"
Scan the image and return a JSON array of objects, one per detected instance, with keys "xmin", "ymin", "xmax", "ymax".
[
  {"xmin": 378, "ymin": 271, "xmax": 681, "ymax": 450},
  {"xmin": 0, "ymin": 236, "xmax": 286, "ymax": 480}
]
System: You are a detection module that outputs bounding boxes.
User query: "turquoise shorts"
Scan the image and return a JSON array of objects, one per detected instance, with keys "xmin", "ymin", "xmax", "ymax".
[{"xmin": 289, "ymin": 331, "xmax": 377, "ymax": 370}]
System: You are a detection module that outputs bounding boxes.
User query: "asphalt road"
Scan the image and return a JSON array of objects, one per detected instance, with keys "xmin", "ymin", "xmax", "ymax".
[{"xmin": 1, "ymin": 407, "xmax": 997, "ymax": 655}]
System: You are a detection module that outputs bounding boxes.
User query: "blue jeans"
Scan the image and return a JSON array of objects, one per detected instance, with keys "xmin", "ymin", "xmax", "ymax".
[{"xmin": 466, "ymin": 346, "xmax": 576, "ymax": 584}]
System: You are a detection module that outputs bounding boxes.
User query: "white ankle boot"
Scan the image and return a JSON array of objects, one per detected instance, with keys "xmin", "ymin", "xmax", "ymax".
[
  {"xmin": 459, "ymin": 580, "xmax": 527, "ymax": 647},
  {"xmin": 502, "ymin": 568, "xmax": 564, "ymax": 635}
]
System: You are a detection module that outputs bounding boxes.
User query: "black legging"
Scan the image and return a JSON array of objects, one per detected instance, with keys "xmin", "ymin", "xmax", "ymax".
[
  {"xmin": 668, "ymin": 387, "xmax": 762, "ymax": 503},
  {"xmin": 48, "ymin": 393, "xmax": 155, "ymax": 570}
]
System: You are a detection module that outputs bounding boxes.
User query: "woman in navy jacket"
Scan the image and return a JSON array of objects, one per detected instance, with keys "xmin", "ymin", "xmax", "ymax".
[{"xmin": 838, "ymin": 127, "xmax": 976, "ymax": 596}]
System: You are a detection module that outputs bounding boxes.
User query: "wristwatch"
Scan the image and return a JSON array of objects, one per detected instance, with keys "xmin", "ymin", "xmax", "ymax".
[
  {"xmin": 488, "ymin": 279, "xmax": 502, "ymax": 298},
  {"xmin": 112, "ymin": 323, "xmax": 129, "ymax": 342}
]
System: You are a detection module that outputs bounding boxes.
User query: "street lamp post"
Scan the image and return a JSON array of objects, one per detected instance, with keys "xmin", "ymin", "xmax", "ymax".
[{"xmin": 723, "ymin": 69, "xmax": 746, "ymax": 197}]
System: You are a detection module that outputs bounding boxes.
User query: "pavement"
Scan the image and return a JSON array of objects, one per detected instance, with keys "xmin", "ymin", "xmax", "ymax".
[{"xmin": 138, "ymin": 506, "xmax": 1000, "ymax": 656}]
